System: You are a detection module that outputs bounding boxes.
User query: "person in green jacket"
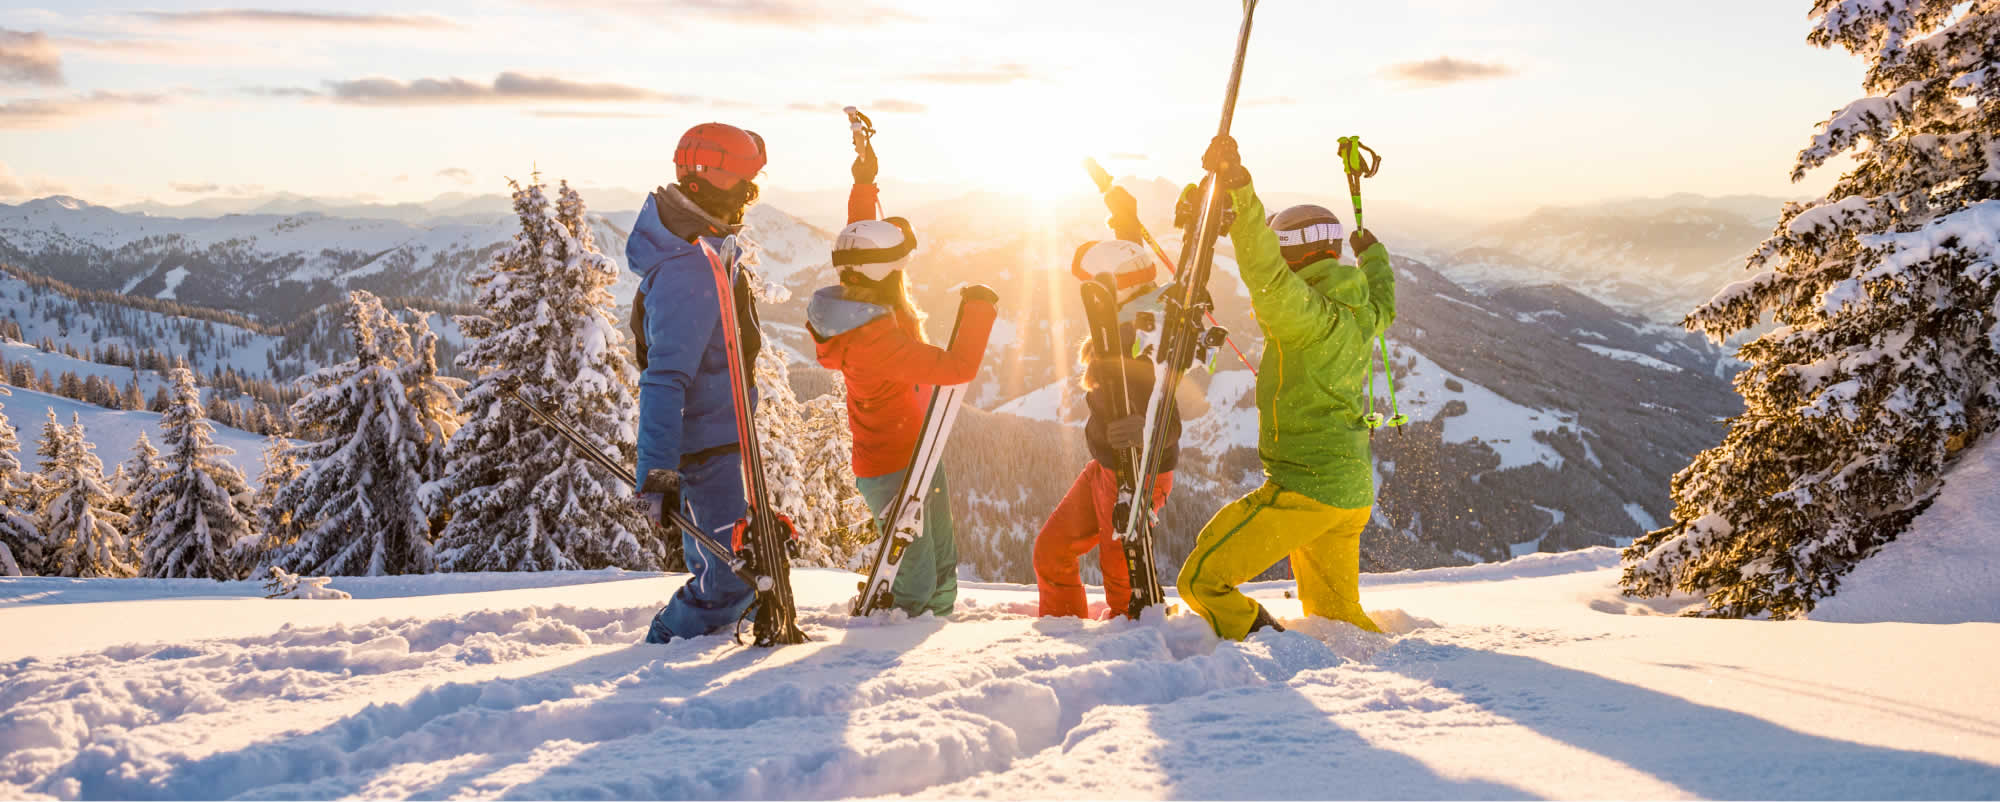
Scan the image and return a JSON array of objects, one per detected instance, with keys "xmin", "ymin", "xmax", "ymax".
[{"xmin": 1175, "ymin": 134, "xmax": 1395, "ymax": 640}]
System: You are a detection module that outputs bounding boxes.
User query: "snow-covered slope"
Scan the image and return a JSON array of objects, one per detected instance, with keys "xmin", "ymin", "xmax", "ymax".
[
  {"xmin": 1, "ymin": 386, "xmax": 270, "ymax": 477},
  {"xmin": 1, "ymin": 551, "xmax": 1995, "ymax": 799},
  {"xmin": 1810, "ymin": 436, "xmax": 2000, "ymax": 625}
]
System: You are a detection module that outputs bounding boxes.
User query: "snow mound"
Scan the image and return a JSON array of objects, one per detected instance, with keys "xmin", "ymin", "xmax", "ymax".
[{"xmin": 1811, "ymin": 436, "xmax": 2000, "ymax": 624}]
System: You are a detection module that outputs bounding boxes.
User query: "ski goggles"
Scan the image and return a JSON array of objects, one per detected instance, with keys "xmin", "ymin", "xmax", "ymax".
[{"xmin": 1273, "ymin": 221, "xmax": 1344, "ymax": 249}]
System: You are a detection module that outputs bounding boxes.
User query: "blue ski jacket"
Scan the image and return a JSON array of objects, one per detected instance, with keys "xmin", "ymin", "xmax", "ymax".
[{"xmin": 629, "ymin": 188, "xmax": 759, "ymax": 486}]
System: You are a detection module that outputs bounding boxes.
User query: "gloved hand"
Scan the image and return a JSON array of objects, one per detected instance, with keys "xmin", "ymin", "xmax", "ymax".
[
  {"xmin": 1349, "ymin": 228, "xmax": 1382, "ymax": 255},
  {"xmin": 959, "ymin": 283, "xmax": 1000, "ymax": 306},
  {"xmin": 1106, "ymin": 414, "xmax": 1147, "ymax": 451},
  {"xmin": 851, "ymin": 142, "xmax": 878, "ymax": 184},
  {"xmin": 1201, "ymin": 135, "xmax": 1251, "ymax": 190},
  {"xmin": 639, "ymin": 468, "xmax": 683, "ymax": 526},
  {"xmin": 1173, "ymin": 180, "xmax": 1236, "ymax": 231},
  {"xmin": 1103, "ymin": 185, "xmax": 1144, "ymax": 243}
]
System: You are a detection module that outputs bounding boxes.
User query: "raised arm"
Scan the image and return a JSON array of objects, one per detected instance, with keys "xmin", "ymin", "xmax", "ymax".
[
  {"xmin": 1226, "ymin": 182, "xmax": 1341, "ymax": 346},
  {"xmin": 863, "ymin": 298, "xmax": 998, "ymax": 387}
]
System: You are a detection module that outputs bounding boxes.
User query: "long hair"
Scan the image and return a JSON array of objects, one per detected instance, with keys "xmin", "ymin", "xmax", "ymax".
[{"xmin": 840, "ymin": 268, "xmax": 927, "ymax": 344}]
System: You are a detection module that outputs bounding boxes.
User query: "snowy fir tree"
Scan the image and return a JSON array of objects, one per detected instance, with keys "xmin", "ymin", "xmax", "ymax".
[
  {"xmin": 139, "ymin": 366, "xmax": 255, "ymax": 579},
  {"xmin": 424, "ymin": 178, "xmax": 661, "ymax": 573},
  {"xmin": 232, "ymin": 435, "xmax": 307, "ymax": 576},
  {"xmin": 400, "ymin": 310, "xmax": 466, "ymax": 487},
  {"xmin": 270, "ymin": 292, "xmax": 436, "ymax": 576},
  {"xmin": 749, "ymin": 311, "xmax": 873, "ymax": 569},
  {"xmin": 115, "ymin": 430, "xmax": 163, "ymax": 557},
  {"xmin": 36, "ymin": 414, "xmax": 133, "ymax": 578},
  {"xmin": 1623, "ymin": 0, "xmax": 2000, "ymax": 618},
  {"xmin": 0, "ymin": 387, "xmax": 39, "ymax": 576}
]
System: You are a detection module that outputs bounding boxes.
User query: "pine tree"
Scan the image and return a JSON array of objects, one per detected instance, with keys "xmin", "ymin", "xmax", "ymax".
[
  {"xmin": 112, "ymin": 430, "xmax": 161, "ymax": 553},
  {"xmin": 37, "ymin": 414, "xmax": 133, "ymax": 577},
  {"xmin": 1623, "ymin": 1, "xmax": 2000, "ymax": 618},
  {"xmin": 399, "ymin": 310, "xmax": 466, "ymax": 487},
  {"xmin": 0, "ymin": 388, "xmax": 39, "ymax": 576},
  {"xmin": 752, "ymin": 333, "xmax": 873, "ymax": 569},
  {"xmin": 232, "ymin": 435, "xmax": 307, "ymax": 576},
  {"xmin": 140, "ymin": 366, "xmax": 255, "ymax": 579},
  {"xmin": 271, "ymin": 292, "xmax": 436, "ymax": 576},
  {"xmin": 425, "ymin": 178, "xmax": 661, "ymax": 572}
]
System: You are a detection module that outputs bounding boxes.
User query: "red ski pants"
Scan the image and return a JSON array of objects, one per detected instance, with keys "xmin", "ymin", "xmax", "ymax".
[{"xmin": 1034, "ymin": 461, "xmax": 1172, "ymax": 618}]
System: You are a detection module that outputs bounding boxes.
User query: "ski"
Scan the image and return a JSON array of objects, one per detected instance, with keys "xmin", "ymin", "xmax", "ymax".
[
  {"xmin": 1117, "ymin": 0, "xmax": 1261, "ymax": 619},
  {"xmin": 1078, "ymin": 273, "xmax": 1163, "ymax": 617},
  {"xmin": 702, "ymin": 236, "xmax": 808, "ymax": 646},
  {"xmin": 850, "ymin": 299, "xmax": 976, "ymax": 616},
  {"xmin": 506, "ymin": 388, "xmax": 751, "ymax": 584}
]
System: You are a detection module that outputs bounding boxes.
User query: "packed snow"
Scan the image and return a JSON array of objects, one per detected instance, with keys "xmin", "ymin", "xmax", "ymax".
[{"xmin": 3, "ymin": 541, "xmax": 1996, "ymax": 799}]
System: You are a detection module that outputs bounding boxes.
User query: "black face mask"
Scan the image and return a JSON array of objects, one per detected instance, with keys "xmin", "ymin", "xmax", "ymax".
[{"xmin": 685, "ymin": 175, "xmax": 759, "ymax": 225}]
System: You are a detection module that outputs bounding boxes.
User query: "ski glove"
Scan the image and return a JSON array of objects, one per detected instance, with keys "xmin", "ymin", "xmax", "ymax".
[
  {"xmin": 639, "ymin": 468, "xmax": 683, "ymax": 526},
  {"xmin": 1174, "ymin": 181, "xmax": 1236, "ymax": 232},
  {"xmin": 852, "ymin": 142, "xmax": 878, "ymax": 185},
  {"xmin": 1103, "ymin": 185, "xmax": 1145, "ymax": 244},
  {"xmin": 1349, "ymin": 228, "xmax": 1381, "ymax": 255},
  {"xmin": 1106, "ymin": 414, "xmax": 1147, "ymax": 451},
  {"xmin": 1201, "ymin": 135, "xmax": 1252, "ymax": 191},
  {"xmin": 960, "ymin": 283, "xmax": 1000, "ymax": 306}
]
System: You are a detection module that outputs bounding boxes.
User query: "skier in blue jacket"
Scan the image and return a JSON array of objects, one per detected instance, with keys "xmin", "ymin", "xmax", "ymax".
[{"xmin": 627, "ymin": 122, "xmax": 769, "ymax": 643}]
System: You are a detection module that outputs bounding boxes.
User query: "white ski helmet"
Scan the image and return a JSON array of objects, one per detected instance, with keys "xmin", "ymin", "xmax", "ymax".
[
  {"xmin": 1070, "ymin": 240, "xmax": 1158, "ymax": 303},
  {"xmin": 834, "ymin": 216, "xmax": 918, "ymax": 282}
]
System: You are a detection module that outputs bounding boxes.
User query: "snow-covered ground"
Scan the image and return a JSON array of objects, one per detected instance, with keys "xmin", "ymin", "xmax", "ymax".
[{"xmin": 3, "ymin": 539, "xmax": 1996, "ymax": 799}]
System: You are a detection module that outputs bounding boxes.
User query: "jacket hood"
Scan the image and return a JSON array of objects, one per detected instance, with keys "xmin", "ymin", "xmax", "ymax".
[
  {"xmin": 807, "ymin": 285, "xmax": 890, "ymax": 340},
  {"xmin": 627, "ymin": 186, "xmax": 738, "ymax": 281}
]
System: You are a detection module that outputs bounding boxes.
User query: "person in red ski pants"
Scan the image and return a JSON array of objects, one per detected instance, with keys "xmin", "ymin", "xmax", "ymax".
[{"xmin": 1034, "ymin": 190, "xmax": 1200, "ymax": 618}]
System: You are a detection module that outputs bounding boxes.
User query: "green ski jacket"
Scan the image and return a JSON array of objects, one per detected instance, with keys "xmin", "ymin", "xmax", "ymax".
[{"xmin": 1225, "ymin": 181, "xmax": 1396, "ymax": 509}]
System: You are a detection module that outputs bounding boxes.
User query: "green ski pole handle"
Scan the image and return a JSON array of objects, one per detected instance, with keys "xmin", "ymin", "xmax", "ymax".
[{"xmin": 1336, "ymin": 136, "xmax": 1381, "ymax": 231}]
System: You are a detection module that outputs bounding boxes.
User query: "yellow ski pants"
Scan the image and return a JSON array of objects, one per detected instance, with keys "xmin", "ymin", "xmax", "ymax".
[{"xmin": 1176, "ymin": 482, "xmax": 1382, "ymax": 640}]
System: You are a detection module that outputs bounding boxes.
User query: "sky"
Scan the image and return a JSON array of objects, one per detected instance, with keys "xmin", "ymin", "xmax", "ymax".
[{"xmin": 0, "ymin": 0, "xmax": 1866, "ymax": 221}]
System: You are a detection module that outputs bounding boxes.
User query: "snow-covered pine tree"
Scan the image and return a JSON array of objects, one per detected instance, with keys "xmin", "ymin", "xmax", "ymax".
[
  {"xmin": 115, "ymin": 430, "xmax": 162, "ymax": 552},
  {"xmin": 1623, "ymin": 0, "xmax": 2000, "ymax": 619},
  {"xmin": 271, "ymin": 292, "xmax": 436, "ymax": 576},
  {"xmin": 37, "ymin": 414, "xmax": 133, "ymax": 577},
  {"xmin": 0, "ymin": 387, "xmax": 39, "ymax": 576},
  {"xmin": 232, "ymin": 435, "xmax": 306, "ymax": 576},
  {"xmin": 751, "ymin": 335, "xmax": 872, "ymax": 569},
  {"xmin": 425, "ymin": 178, "xmax": 661, "ymax": 572},
  {"xmin": 140, "ymin": 366, "xmax": 255, "ymax": 579},
  {"xmin": 400, "ymin": 310, "xmax": 466, "ymax": 484}
]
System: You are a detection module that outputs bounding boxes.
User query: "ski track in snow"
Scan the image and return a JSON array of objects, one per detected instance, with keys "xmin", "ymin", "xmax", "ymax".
[{"xmin": 2, "ymin": 556, "xmax": 1998, "ymax": 800}]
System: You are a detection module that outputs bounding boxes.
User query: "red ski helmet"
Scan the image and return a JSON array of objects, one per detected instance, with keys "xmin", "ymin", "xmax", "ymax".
[{"xmin": 674, "ymin": 122, "xmax": 767, "ymax": 187}]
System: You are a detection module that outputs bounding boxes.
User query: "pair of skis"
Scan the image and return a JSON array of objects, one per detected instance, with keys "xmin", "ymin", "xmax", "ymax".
[{"xmin": 1095, "ymin": 0, "xmax": 1263, "ymax": 619}]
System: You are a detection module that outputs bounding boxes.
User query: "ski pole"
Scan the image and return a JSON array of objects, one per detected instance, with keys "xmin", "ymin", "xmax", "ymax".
[
  {"xmin": 1083, "ymin": 158, "xmax": 1256, "ymax": 376},
  {"xmin": 1336, "ymin": 136, "xmax": 1380, "ymax": 232},
  {"xmin": 506, "ymin": 388, "xmax": 750, "ymax": 579}
]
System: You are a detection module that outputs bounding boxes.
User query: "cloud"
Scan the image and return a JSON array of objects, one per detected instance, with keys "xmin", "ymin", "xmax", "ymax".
[
  {"xmin": 527, "ymin": 109, "xmax": 664, "ymax": 119},
  {"xmin": 436, "ymin": 168, "xmax": 476, "ymax": 184},
  {"xmin": 0, "ymin": 90, "xmax": 170, "ymax": 128},
  {"xmin": 0, "ymin": 28, "xmax": 63, "ymax": 86},
  {"xmin": 243, "ymin": 86, "xmax": 322, "ymax": 98},
  {"xmin": 1245, "ymin": 96, "xmax": 1297, "ymax": 106},
  {"xmin": 910, "ymin": 63, "xmax": 1033, "ymax": 85},
  {"xmin": 0, "ymin": 161, "xmax": 65, "ymax": 199},
  {"xmin": 321, "ymin": 72, "xmax": 693, "ymax": 105},
  {"xmin": 537, "ymin": 0, "xmax": 919, "ymax": 28},
  {"xmin": 870, "ymin": 98, "xmax": 926, "ymax": 113},
  {"xmin": 0, "ymin": 162, "xmax": 21, "ymax": 196},
  {"xmin": 138, "ymin": 9, "xmax": 457, "ymax": 29},
  {"xmin": 170, "ymin": 181, "xmax": 219, "ymax": 193},
  {"xmin": 1383, "ymin": 56, "xmax": 1515, "ymax": 87},
  {"xmin": 1106, "ymin": 152, "xmax": 1149, "ymax": 161}
]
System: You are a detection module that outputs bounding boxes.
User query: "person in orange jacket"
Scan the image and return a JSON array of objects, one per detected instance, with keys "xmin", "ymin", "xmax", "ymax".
[{"xmin": 807, "ymin": 135, "xmax": 998, "ymax": 617}]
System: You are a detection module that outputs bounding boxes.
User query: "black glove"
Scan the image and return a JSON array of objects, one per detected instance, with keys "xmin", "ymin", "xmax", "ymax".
[
  {"xmin": 1201, "ymin": 135, "xmax": 1251, "ymax": 190},
  {"xmin": 1106, "ymin": 414, "xmax": 1147, "ymax": 451},
  {"xmin": 1173, "ymin": 180, "xmax": 1237, "ymax": 231},
  {"xmin": 1349, "ymin": 228, "xmax": 1382, "ymax": 255},
  {"xmin": 851, "ymin": 142, "xmax": 878, "ymax": 184},
  {"xmin": 639, "ymin": 468, "xmax": 682, "ymax": 526},
  {"xmin": 1103, "ymin": 186, "xmax": 1143, "ymax": 243},
  {"xmin": 959, "ymin": 283, "xmax": 999, "ymax": 306}
]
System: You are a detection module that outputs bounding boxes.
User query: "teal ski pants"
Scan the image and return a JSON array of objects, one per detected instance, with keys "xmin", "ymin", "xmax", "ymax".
[{"xmin": 855, "ymin": 467, "xmax": 957, "ymax": 617}]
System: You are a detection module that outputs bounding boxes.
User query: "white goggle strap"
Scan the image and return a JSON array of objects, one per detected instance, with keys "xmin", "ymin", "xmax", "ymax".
[{"xmin": 1274, "ymin": 222, "xmax": 1344, "ymax": 248}]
